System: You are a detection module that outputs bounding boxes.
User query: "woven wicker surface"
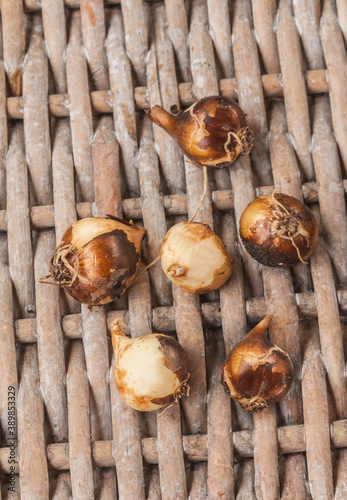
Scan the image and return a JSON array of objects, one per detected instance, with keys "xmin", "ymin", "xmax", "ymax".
[{"xmin": 0, "ymin": 0, "xmax": 346, "ymax": 498}]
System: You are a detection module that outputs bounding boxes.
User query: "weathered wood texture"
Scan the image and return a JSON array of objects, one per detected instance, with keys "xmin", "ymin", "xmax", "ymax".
[{"xmin": 0, "ymin": 0, "xmax": 346, "ymax": 498}]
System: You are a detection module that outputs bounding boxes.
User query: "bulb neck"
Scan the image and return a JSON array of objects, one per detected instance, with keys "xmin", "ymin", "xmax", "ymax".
[
  {"xmin": 145, "ymin": 105, "xmax": 178, "ymax": 135},
  {"xmin": 247, "ymin": 314, "xmax": 273, "ymax": 340},
  {"xmin": 129, "ymin": 224, "xmax": 146, "ymax": 248},
  {"xmin": 111, "ymin": 319, "xmax": 132, "ymax": 353}
]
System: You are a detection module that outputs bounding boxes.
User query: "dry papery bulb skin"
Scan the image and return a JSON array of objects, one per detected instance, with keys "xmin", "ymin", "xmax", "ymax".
[
  {"xmin": 111, "ymin": 320, "xmax": 190, "ymax": 412},
  {"xmin": 160, "ymin": 221, "xmax": 233, "ymax": 294},
  {"xmin": 146, "ymin": 96, "xmax": 253, "ymax": 169},
  {"xmin": 221, "ymin": 314, "xmax": 294, "ymax": 413},
  {"xmin": 42, "ymin": 215, "xmax": 145, "ymax": 306},
  {"xmin": 239, "ymin": 192, "xmax": 319, "ymax": 267}
]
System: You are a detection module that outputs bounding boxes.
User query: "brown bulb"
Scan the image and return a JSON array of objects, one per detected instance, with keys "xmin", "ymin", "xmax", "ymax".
[
  {"xmin": 42, "ymin": 216, "xmax": 145, "ymax": 306},
  {"xmin": 221, "ymin": 315, "xmax": 293, "ymax": 412},
  {"xmin": 146, "ymin": 96, "xmax": 253, "ymax": 169},
  {"xmin": 239, "ymin": 192, "xmax": 319, "ymax": 266}
]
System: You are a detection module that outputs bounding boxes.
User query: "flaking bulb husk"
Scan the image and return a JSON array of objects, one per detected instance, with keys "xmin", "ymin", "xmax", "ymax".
[
  {"xmin": 111, "ymin": 319, "xmax": 190, "ymax": 412},
  {"xmin": 41, "ymin": 216, "xmax": 146, "ymax": 306}
]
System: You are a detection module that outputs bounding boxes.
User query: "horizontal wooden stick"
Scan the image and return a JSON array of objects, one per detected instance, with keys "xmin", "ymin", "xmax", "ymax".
[
  {"xmin": 15, "ymin": 289, "xmax": 347, "ymax": 343},
  {"xmin": 24, "ymin": 0, "xmax": 124, "ymax": 10},
  {"xmin": 6, "ymin": 69, "xmax": 328, "ymax": 119},
  {"xmin": 0, "ymin": 418, "xmax": 346, "ymax": 474},
  {"xmin": 2, "ymin": 181, "xmax": 347, "ymax": 233}
]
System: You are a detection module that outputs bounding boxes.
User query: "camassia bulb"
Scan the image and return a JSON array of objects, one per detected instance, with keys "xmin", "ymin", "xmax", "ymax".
[
  {"xmin": 221, "ymin": 315, "xmax": 293, "ymax": 413},
  {"xmin": 146, "ymin": 96, "xmax": 253, "ymax": 168},
  {"xmin": 160, "ymin": 221, "xmax": 232, "ymax": 294},
  {"xmin": 42, "ymin": 216, "xmax": 145, "ymax": 305},
  {"xmin": 239, "ymin": 192, "xmax": 319, "ymax": 266},
  {"xmin": 111, "ymin": 320, "xmax": 190, "ymax": 412}
]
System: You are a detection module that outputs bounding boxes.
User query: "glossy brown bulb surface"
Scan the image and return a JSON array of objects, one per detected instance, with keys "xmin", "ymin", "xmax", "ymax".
[
  {"xmin": 47, "ymin": 216, "xmax": 145, "ymax": 305},
  {"xmin": 222, "ymin": 315, "xmax": 293, "ymax": 412},
  {"xmin": 146, "ymin": 96, "xmax": 253, "ymax": 169},
  {"xmin": 239, "ymin": 193, "xmax": 319, "ymax": 266}
]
